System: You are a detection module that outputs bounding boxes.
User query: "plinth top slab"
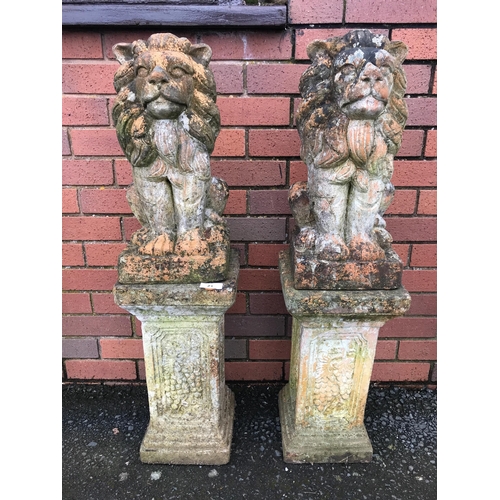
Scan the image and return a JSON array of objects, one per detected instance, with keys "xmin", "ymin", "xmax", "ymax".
[
  {"xmin": 279, "ymin": 251, "xmax": 410, "ymax": 318},
  {"xmin": 114, "ymin": 250, "xmax": 239, "ymax": 310}
]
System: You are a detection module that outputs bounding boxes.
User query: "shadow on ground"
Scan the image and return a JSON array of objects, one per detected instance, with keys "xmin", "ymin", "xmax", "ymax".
[{"xmin": 62, "ymin": 383, "xmax": 436, "ymax": 500}]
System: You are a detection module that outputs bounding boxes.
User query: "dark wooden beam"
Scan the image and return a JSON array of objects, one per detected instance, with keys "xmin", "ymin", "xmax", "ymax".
[{"xmin": 62, "ymin": 5, "xmax": 287, "ymax": 26}]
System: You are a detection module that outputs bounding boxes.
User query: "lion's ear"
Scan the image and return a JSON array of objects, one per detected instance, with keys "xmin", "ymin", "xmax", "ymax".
[
  {"xmin": 385, "ymin": 41, "xmax": 408, "ymax": 64},
  {"xmin": 189, "ymin": 44, "xmax": 212, "ymax": 67},
  {"xmin": 306, "ymin": 40, "xmax": 331, "ymax": 61},
  {"xmin": 112, "ymin": 43, "xmax": 135, "ymax": 64}
]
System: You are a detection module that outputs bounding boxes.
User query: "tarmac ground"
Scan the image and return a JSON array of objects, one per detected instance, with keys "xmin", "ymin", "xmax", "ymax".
[{"xmin": 62, "ymin": 382, "xmax": 437, "ymax": 500}]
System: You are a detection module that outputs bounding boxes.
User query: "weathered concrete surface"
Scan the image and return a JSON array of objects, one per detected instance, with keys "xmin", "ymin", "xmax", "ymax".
[
  {"xmin": 113, "ymin": 250, "xmax": 239, "ymax": 464},
  {"xmin": 62, "ymin": 383, "xmax": 437, "ymax": 500},
  {"xmin": 278, "ymin": 250, "xmax": 410, "ymax": 463}
]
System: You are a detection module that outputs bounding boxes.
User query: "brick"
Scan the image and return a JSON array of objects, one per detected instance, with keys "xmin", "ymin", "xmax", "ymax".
[
  {"xmin": 411, "ymin": 244, "xmax": 437, "ymax": 267},
  {"xmin": 397, "ymin": 130, "xmax": 425, "ymax": 157},
  {"xmin": 70, "ymin": 129, "xmax": 123, "ymax": 157},
  {"xmin": 294, "ymin": 29, "xmax": 389, "ymax": 61},
  {"xmin": 249, "ymin": 339, "xmax": 291, "ymax": 360},
  {"xmin": 62, "ymin": 216, "xmax": 122, "ymax": 241},
  {"xmin": 62, "ymin": 315, "xmax": 132, "ymax": 336},
  {"xmin": 62, "ymin": 269, "xmax": 119, "ymax": 291},
  {"xmin": 371, "ymin": 362, "xmax": 430, "ymax": 382},
  {"xmin": 226, "ymin": 293, "xmax": 247, "ymax": 314},
  {"xmin": 432, "ymin": 68, "xmax": 437, "ymax": 94},
  {"xmin": 399, "ymin": 341, "xmax": 437, "ymax": 361},
  {"xmin": 80, "ymin": 189, "xmax": 131, "ymax": 214},
  {"xmin": 65, "ymin": 360, "xmax": 136, "ymax": 380},
  {"xmin": 211, "ymin": 129, "xmax": 245, "ymax": 157},
  {"xmin": 405, "ymin": 98, "xmax": 437, "ymax": 126},
  {"xmin": 62, "ymin": 32, "xmax": 103, "ymax": 59},
  {"xmin": 225, "ymin": 316, "xmax": 286, "ymax": 337},
  {"xmin": 290, "ymin": 161, "xmax": 307, "ymax": 185},
  {"xmin": 392, "ymin": 29, "xmax": 437, "ymax": 60},
  {"xmin": 249, "ymin": 129, "xmax": 301, "ymax": 157},
  {"xmin": 346, "ymin": 0, "xmax": 436, "ymax": 23},
  {"xmin": 249, "ymin": 190, "xmax": 291, "ymax": 215},
  {"xmin": 115, "ymin": 159, "xmax": 133, "ymax": 185},
  {"xmin": 425, "ymin": 130, "xmax": 437, "ymax": 157},
  {"xmin": 225, "ymin": 361, "xmax": 283, "ymax": 381},
  {"xmin": 123, "ymin": 217, "xmax": 142, "ymax": 240},
  {"xmin": 62, "ymin": 189, "xmax": 79, "ymax": 214},
  {"xmin": 62, "ymin": 338, "xmax": 99, "ymax": 359},
  {"xmin": 210, "ymin": 62, "xmax": 244, "ymax": 94},
  {"xmin": 385, "ymin": 217, "xmax": 436, "ymax": 242},
  {"xmin": 431, "ymin": 364, "xmax": 437, "ymax": 382},
  {"xmin": 138, "ymin": 360, "xmax": 146, "ymax": 380},
  {"xmin": 384, "ymin": 189, "xmax": 416, "ymax": 215},
  {"xmin": 380, "ymin": 317, "xmax": 436, "ymax": 338},
  {"xmin": 62, "ymin": 96, "xmax": 109, "ymax": 126},
  {"xmin": 392, "ymin": 244, "xmax": 410, "ymax": 266},
  {"xmin": 62, "ymin": 62, "xmax": 118, "ymax": 94},
  {"xmin": 231, "ymin": 244, "xmax": 247, "ymax": 266},
  {"xmin": 223, "ymin": 190, "xmax": 246, "ymax": 215},
  {"xmin": 238, "ymin": 269, "xmax": 282, "ymax": 291},
  {"xmin": 375, "ymin": 340, "xmax": 397, "ymax": 360},
  {"xmin": 85, "ymin": 243, "xmax": 126, "ymax": 267},
  {"xmin": 250, "ymin": 293, "xmax": 287, "ymax": 315},
  {"xmin": 407, "ymin": 294, "xmax": 436, "ymax": 316},
  {"xmin": 284, "ymin": 361, "xmax": 290, "ymax": 381},
  {"xmin": 218, "ymin": 97, "xmax": 290, "ymax": 126},
  {"xmin": 404, "ymin": 65, "xmax": 433, "ymax": 95},
  {"xmin": 200, "ymin": 31, "xmax": 292, "ymax": 61},
  {"xmin": 100, "ymin": 338, "xmax": 144, "ymax": 359},
  {"xmin": 248, "ymin": 243, "xmax": 289, "ymax": 267},
  {"xmin": 402, "ymin": 270, "xmax": 437, "ymax": 292},
  {"xmin": 226, "ymin": 217, "xmax": 286, "ymax": 241},
  {"xmin": 62, "ymin": 128, "xmax": 71, "ymax": 156},
  {"xmin": 63, "ymin": 160, "xmax": 114, "ymax": 186},
  {"xmin": 289, "ymin": 0, "xmax": 343, "ymax": 24},
  {"xmin": 392, "ymin": 161, "xmax": 437, "ymax": 187},
  {"xmin": 211, "ymin": 161, "xmax": 286, "ymax": 187},
  {"xmin": 418, "ymin": 190, "xmax": 437, "ymax": 215},
  {"xmin": 62, "ymin": 293, "xmax": 92, "ymax": 314},
  {"xmin": 103, "ymin": 30, "xmax": 169, "ymax": 59},
  {"xmin": 63, "ymin": 243, "xmax": 84, "ymax": 266},
  {"xmin": 247, "ymin": 63, "xmax": 306, "ymax": 94},
  {"xmin": 225, "ymin": 339, "xmax": 247, "ymax": 359},
  {"xmin": 92, "ymin": 293, "xmax": 129, "ymax": 314}
]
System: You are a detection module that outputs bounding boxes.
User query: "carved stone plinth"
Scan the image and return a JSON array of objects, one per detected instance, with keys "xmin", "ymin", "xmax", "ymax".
[
  {"xmin": 113, "ymin": 250, "xmax": 239, "ymax": 464},
  {"xmin": 278, "ymin": 251, "xmax": 410, "ymax": 463}
]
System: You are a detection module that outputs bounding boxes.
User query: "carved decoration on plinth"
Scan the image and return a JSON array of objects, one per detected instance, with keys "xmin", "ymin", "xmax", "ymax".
[
  {"xmin": 291, "ymin": 30, "xmax": 408, "ymax": 290},
  {"xmin": 112, "ymin": 33, "xmax": 230, "ymax": 284}
]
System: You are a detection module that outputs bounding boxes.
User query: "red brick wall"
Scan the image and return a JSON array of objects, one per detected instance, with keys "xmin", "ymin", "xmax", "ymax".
[{"xmin": 62, "ymin": 0, "xmax": 437, "ymax": 386}]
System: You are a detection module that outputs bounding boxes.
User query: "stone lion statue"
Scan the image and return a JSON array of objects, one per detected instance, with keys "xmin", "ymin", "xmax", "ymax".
[
  {"xmin": 292, "ymin": 29, "xmax": 408, "ymax": 262},
  {"xmin": 112, "ymin": 33, "xmax": 228, "ymax": 257}
]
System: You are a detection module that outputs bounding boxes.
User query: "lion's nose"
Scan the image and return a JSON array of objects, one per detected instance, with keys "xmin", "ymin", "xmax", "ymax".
[
  {"xmin": 148, "ymin": 66, "xmax": 169, "ymax": 86},
  {"xmin": 358, "ymin": 63, "xmax": 383, "ymax": 85}
]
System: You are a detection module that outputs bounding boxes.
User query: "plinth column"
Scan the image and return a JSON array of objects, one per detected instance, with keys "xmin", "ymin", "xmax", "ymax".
[
  {"xmin": 278, "ymin": 251, "xmax": 410, "ymax": 463},
  {"xmin": 113, "ymin": 251, "xmax": 239, "ymax": 465}
]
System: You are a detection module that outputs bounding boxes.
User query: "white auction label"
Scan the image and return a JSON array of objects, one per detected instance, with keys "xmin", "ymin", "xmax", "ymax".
[{"xmin": 200, "ymin": 283, "xmax": 223, "ymax": 290}]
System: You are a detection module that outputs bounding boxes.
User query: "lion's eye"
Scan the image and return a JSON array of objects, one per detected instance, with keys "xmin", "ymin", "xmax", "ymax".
[
  {"xmin": 137, "ymin": 66, "xmax": 149, "ymax": 77},
  {"xmin": 340, "ymin": 64, "xmax": 356, "ymax": 77},
  {"xmin": 170, "ymin": 67, "xmax": 188, "ymax": 78}
]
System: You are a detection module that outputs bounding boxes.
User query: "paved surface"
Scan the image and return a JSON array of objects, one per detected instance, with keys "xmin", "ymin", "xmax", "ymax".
[{"xmin": 62, "ymin": 383, "xmax": 436, "ymax": 499}]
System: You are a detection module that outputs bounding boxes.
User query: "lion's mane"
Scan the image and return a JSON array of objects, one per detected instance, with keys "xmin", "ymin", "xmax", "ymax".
[
  {"xmin": 111, "ymin": 33, "xmax": 220, "ymax": 168},
  {"xmin": 297, "ymin": 30, "xmax": 408, "ymax": 168}
]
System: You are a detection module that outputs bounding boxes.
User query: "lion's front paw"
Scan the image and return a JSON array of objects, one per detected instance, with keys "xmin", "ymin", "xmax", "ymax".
[
  {"xmin": 174, "ymin": 229, "xmax": 209, "ymax": 256},
  {"xmin": 139, "ymin": 234, "xmax": 174, "ymax": 256},
  {"xmin": 316, "ymin": 233, "xmax": 350, "ymax": 261},
  {"xmin": 348, "ymin": 234, "xmax": 385, "ymax": 261}
]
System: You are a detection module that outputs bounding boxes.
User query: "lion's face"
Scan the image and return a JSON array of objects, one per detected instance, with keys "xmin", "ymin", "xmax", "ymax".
[
  {"xmin": 133, "ymin": 50, "xmax": 195, "ymax": 120},
  {"xmin": 333, "ymin": 47, "xmax": 396, "ymax": 120}
]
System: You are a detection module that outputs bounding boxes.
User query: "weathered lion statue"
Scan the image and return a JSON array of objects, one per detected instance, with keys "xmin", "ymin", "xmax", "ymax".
[
  {"xmin": 292, "ymin": 29, "xmax": 408, "ymax": 265},
  {"xmin": 112, "ymin": 33, "xmax": 228, "ymax": 258}
]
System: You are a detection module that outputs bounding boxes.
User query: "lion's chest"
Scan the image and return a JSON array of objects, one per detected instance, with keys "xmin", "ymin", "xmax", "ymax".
[{"xmin": 346, "ymin": 119, "xmax": 387, "ymax": 168}]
